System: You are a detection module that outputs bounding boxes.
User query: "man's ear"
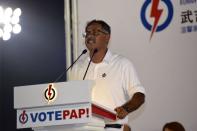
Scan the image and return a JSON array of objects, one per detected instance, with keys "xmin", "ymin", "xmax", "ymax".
[{"xmin": 105, "ymin": 34, "xmax": 110, "ymax": 46}]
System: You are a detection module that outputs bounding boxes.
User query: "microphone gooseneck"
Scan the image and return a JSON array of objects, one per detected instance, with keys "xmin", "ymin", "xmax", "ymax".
[
  {"xmin": 54, "ymin": 49, "xmax": 87, "ymax": 82},
  {"xmin": 83, "ymin": 49, "xmax": 98, "ymax": 80}
]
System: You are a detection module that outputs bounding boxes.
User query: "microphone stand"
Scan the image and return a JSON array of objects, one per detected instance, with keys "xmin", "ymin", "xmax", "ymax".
[
  {"xmin": 83, "ymin": 49, "xmax": 98, "ymax": 80},
  {"xmin": 54, "ymin": 49, "xmax": 87, "ymax": 83}
]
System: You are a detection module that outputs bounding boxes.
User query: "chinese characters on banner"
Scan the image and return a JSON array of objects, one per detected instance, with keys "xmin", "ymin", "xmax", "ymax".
[{"xmin": 180, "ymin": 0, "xmax": 197, "ymax": 33}]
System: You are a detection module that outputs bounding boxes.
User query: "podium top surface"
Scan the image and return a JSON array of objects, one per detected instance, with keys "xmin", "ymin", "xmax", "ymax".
[{"xmin": 14, "ymin": 80, "xmax": 95, "ymax": 109}]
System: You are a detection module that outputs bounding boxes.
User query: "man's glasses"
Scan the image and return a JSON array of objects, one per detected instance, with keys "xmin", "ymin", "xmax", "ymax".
[{"xmin": 82, "ymin": 30, "xmax": 108, "ymax": 38}]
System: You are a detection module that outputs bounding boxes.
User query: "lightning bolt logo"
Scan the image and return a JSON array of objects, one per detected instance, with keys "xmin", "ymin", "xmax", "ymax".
[
  {"xmin": 44, "ymin": 83, "xmax": 57, "ymax": 103},
  {"xmin": 150, "ymin": 0, "xmax": 163, "ymax": 39},
  {"xmin": 47, "ymin": 84, "xmax": 52, "ymax": 101},
  {"xmin": 21, "ymin": 110, "xmax": 26, "ymax": 122},
  {"xmin": 19, "ymin": 110, "xmax": 28, "ymax": 124},
  {"xmin": 141, "ymin": 0, "xmax": 173, "ymax": 40}
]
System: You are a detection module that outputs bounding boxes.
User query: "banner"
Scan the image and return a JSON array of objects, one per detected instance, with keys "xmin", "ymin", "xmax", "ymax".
[{"xmin": 77, "ymin": 0, "xmax": 197, "ymax": 130}]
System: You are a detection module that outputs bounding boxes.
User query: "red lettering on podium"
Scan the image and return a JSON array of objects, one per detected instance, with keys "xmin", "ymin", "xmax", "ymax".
[
  {"xmin": 78, "ymin": 109, "xmax": 85, "ymax": 118},
  {"xmin": 63, "ymin": 110, "xmax": 70, "ymax": 119},
  {"xmin": 70, "ymin": 110, "xmax": 78, "ymax": 119}
]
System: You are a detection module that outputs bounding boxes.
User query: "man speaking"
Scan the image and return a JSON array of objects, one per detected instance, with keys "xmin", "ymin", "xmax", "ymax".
[{"xmin": 71, "ymin": 20, "xmax": 145, "ymax": 131}]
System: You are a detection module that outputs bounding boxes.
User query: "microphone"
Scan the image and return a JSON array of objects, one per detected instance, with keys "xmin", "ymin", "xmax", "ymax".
[
  {"xmin": 54, "ymin": 49, "xmax": 87, "ymax": 82},
  {"xmin": 83, "ymin": 48, "xmax": 98, "ymax": 80}
]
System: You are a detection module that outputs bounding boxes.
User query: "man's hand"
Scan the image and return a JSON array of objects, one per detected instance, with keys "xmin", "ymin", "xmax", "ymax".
[
  {"xmin": 114, "ymin": 106, "xmax": 129, "ymax": 119},
  {"xmin": 114, "ymin": 93, "xmax": 145, "ymax": 119}
]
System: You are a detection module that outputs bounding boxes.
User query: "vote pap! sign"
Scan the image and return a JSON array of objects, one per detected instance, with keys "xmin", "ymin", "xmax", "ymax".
[{"xmin": 17, "ymin": 103, "xmax": 91, "ymax": 128}]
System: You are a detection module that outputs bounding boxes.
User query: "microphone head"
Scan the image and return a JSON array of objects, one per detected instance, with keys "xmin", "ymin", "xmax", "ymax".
[
  {"xmin": 94, "ymin": 48, "xmax": 98, "ymax": 53},
  {"xmin": 82, "ymin": 49, "xmax": 87, "ymax": 54}
]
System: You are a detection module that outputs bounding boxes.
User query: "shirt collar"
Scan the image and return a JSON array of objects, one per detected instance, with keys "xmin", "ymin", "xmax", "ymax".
[
  {"xmin": 86, "ymin": 49, "xmax": 113, "ymax": 64},
  {"xmin": 103, "ymin": 49, "xmax": 112, "ymax": 64}
]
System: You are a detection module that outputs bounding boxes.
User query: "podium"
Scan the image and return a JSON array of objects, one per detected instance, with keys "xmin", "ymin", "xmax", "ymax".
[{"xmin": 14, "ymin": 81, "xmax": 117, "ymax": 131}]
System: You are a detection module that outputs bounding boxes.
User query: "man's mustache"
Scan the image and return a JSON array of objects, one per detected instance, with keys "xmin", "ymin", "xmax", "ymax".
[{"xmin": 86, "ymin": 37, "xmax": 96, "ymax": 44}]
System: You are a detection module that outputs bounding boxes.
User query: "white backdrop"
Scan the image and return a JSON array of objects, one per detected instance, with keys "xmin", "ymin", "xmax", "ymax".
[{"xmin": 75, "ymin": 0, "xmax": 197, "ymax": 130}]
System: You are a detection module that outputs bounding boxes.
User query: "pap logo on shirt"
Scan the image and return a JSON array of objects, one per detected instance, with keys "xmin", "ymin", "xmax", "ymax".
[
  {"xmin": 140, "ymin": 0, "xmax": 173, "ymax": 40},
  {"xmin": 102, "ymin": 73, "xmax": 107, "ymax": 78}
]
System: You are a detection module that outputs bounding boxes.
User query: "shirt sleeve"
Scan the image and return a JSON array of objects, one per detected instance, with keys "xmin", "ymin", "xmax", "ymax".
[{"xmin": 123, "ymin": 59, "xmax": 145, "ymax": 99}]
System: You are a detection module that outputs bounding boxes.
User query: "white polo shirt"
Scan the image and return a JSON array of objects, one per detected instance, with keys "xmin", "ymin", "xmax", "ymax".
[{"xmin": 70, "ymin": 50, "xmax": 145, "ymax": 124}]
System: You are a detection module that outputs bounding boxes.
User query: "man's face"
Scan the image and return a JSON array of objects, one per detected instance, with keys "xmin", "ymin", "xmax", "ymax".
[{"xmin": 85, "ymin": 23, "xmax": 110, "ymax": 52}]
